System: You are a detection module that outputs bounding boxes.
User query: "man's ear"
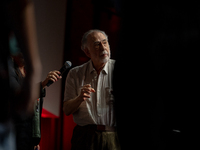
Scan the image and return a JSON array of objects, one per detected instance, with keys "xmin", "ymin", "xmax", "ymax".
[{"xmin": 83, "ymin": 48, "xmax": 91, "ymax": 58}]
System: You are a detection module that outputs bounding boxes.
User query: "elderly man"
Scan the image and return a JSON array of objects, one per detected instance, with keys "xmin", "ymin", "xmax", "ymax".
[{"xmin": 63, "ymin": 29, "xmax": 120, "ymax": 150}]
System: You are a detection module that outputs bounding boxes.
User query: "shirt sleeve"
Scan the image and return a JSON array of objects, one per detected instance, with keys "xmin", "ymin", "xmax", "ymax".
[{"xmin": 63, "ymin": 69, "xmax": 77, "ymax": 102}]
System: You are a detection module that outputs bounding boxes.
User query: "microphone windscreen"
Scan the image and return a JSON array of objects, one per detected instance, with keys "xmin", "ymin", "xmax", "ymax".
[{"xmin": 65, "ymin": 61, "xmax": 72, "ymax": 68}]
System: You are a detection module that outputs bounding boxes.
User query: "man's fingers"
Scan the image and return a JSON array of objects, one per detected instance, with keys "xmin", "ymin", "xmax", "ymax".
[
  {"xmin": 81, "ymin": 88, "xmax": 91, "ymax": 94},
  {"xmin": 83, "ymin": 84, "xmax": 91, "ymax": 87},
  {"xmin": 49, "ymin": 75, "xmax": 58, "ymax": 82},
  {"xmin": 83, "ymin": 93, "xmax": 91, "ymax": 98},
  {"xmin": 51, "ymin": 71, "xmax": 61, "ymax": 78},
  {"xmin": 90, "ymin": 88, "xmax": 95, "ymax": 92},
  {"xmin": 81, "ymin": 87, "xmax": 95, "ymax": 93},
  {"xmin": 48, "ymin": 71, "xmax": 62, "ymax": 82},
  {"xmin": 82, "ymin": 84, "xmax": 95, "ymax": 92},
  {"xmin": 80, "ymin": 85, "xmax": 96, "ymax": 101},
  {"xmin": 54, "ymin": 70, "xmax": 61, "ymax": 74}
]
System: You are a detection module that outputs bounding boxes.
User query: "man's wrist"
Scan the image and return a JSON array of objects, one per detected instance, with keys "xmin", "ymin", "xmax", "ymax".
[
  {"xmin": 41, "ymin": 80, "xmax": 47, "ymax": 89},
  {"xmin": 76, "ymin": 95, "xmax": 84, "ymax": 103}
]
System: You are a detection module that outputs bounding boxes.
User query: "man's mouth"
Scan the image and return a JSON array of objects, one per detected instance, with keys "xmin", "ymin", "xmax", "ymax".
[{"xmin": 100, "ymin": 51, "xmax": 109, "ymax": 57}]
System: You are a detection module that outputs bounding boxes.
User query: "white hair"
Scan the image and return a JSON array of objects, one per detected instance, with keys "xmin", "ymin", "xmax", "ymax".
[{"xmin": 81, "ymin": 29, "xmax": 108, "ymax": 51}]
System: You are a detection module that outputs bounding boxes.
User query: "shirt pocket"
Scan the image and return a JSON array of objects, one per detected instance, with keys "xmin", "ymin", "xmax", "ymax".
[{"xmin": 105, "ymin": 87, "xmax": 114, "ymax": 105}]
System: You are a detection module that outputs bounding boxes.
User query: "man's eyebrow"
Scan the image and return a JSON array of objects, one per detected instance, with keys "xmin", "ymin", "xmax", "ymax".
[
  {"xmin": 94, "ymin": 39, "xmax": 107, "ymax": 44},
  {"xmin": 94, "ymin": 41, "xmax": 100, "ymax": 44}
]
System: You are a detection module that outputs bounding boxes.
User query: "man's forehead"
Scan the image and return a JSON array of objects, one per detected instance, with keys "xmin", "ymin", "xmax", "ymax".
[{"xmin": 88, "ymin": 32, "xmax": 107, "ymax": 42}]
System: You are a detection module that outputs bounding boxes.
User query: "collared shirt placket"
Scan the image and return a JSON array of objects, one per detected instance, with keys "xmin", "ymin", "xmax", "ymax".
[{"xmin": 96, "ymin": 72, "xmax": 102, "ymax": 118}]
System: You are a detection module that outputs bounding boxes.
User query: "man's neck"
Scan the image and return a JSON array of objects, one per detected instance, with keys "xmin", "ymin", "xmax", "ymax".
[{"xmin": 92, "ymin": 61, "xmax": 106, "ymax": 75}]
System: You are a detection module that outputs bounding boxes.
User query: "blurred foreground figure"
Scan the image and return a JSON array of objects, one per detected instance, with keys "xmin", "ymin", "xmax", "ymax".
[
  {"xmin": 10, "ymin": 52, "xmax": 61, "ymax": 150},
  {"xmin": 0, "ymin": 0, "xmax": 41, "ymax": 149}
]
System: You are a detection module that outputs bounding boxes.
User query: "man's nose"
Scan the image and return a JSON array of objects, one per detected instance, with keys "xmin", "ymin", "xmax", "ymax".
[{"xmin": 99, "ymin": 42, "xmax": 106, "ymax": 50}]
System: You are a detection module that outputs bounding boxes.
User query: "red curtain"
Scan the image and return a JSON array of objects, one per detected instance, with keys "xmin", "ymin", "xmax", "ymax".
[
  {"xmin": 40, "ymin": 108, "xmax": 76, "ymax": 150},
  {"xmin": 62, "ymin": 115, "xmax": 76, "ymax": 149}
]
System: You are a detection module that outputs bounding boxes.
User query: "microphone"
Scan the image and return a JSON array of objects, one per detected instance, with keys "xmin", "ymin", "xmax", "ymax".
[{"xmin": 46, "ymin": 61, "xmax": 72, "ymax": 87}]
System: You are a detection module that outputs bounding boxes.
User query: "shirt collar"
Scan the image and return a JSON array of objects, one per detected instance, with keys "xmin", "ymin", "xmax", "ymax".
[{"xmin": 89, "ymin": 59, "xmax": 109, "ymax": 75}]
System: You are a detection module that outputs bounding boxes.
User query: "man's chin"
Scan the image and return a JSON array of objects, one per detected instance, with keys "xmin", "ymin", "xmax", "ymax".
[{"xmin": 100, "ymin": 57, "xmax": 109, "ymax": 63}]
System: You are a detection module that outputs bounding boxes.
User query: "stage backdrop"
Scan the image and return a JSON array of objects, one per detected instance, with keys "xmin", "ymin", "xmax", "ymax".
[{"xmin": 34, "ymin": 0, "xmax": 67, "ymax": 117}]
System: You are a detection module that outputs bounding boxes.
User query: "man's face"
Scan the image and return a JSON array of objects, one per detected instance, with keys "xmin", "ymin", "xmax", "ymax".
[{"xmin": 85, "ymin": 32, "xmax": 110, "ymax": 64}]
